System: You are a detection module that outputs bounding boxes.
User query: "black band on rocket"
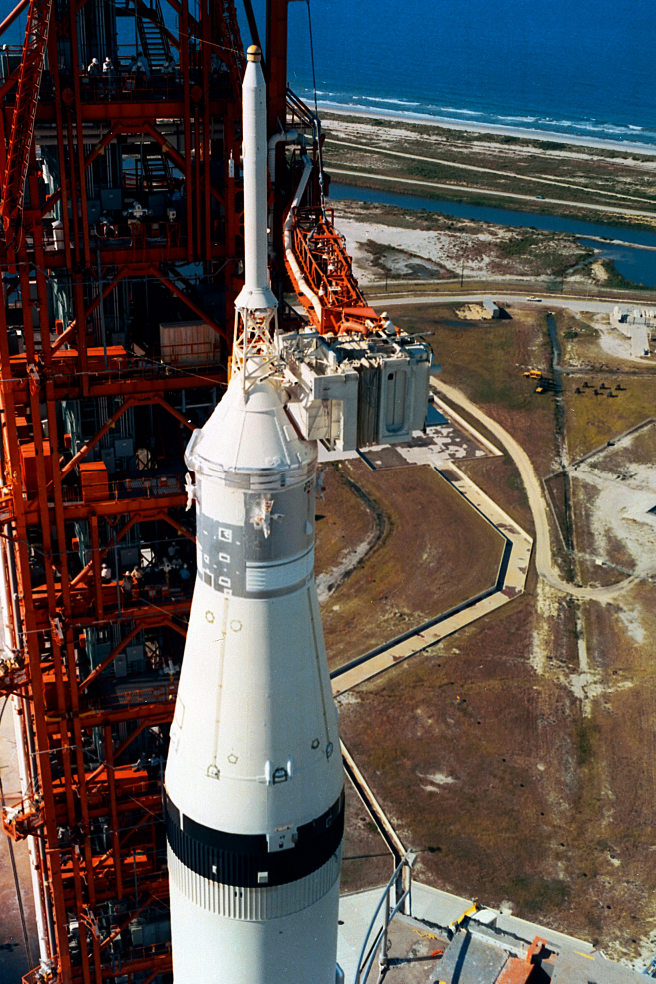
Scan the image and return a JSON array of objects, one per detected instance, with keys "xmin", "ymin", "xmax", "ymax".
[{"xmin": 165, "ymin": 790, "xmax": 344, "ymax": 888}]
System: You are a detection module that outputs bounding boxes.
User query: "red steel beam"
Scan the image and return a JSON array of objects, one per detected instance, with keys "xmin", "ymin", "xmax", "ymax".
[
  {"xmin": 59, "ymin": 397, "xmax": 139, "ymax": 478},
  {"xmin": 0, "ymin": 0, "xmax": 29, "ymax": 36},
  {"xmin": 79, "ymin": 624, "xmax": 143, "ymax": 693},
  {"xmin": 52, "ymin": 268, "xmax": 129, "ymax": 353},
  {"xmin": 1, "ymin": 0, "xmax": 54, "ymax": 244}
]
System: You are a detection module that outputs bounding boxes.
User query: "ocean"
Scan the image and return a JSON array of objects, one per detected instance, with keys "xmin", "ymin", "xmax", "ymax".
[
  {"xmin": 3, "ymin": 1, "xmax": 655, "ymax": 148},
  {"xmin": 257, "ymin": 0, "xmax": 656, "ymax": 149}
]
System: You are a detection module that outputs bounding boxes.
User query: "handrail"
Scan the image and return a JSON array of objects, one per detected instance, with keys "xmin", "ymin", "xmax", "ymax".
[
  {"xmin": 360, "ymin": 888, "xmax": 410, "ymax": 984},
  {"xmin": 352, "ymin": 852, "xmax": 415, "ymax": 984}
]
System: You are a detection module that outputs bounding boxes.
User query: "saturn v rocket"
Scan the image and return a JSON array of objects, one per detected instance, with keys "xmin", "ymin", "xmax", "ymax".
[{"xmin": 164, "ymin": 45, "xmax": 344, "ymax": 984}]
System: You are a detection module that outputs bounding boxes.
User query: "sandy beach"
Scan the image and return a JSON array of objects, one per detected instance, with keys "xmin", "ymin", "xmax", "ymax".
[
  {"xmin": 318, "ymin": 103, "xmax": 656, "ymax": 157},
  {"xmin": 330, "ymin": 199, "xmax": 595, "ymax": 287}
]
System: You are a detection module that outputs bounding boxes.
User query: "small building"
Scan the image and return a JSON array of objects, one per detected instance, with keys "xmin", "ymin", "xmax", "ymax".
[
  {"xmin": 610, "ymin": 306, "xmax": 651, "ymax": 357},
  {"xmin": 483, "ymin": 299, "xmax": 500, "ymax": 319}
]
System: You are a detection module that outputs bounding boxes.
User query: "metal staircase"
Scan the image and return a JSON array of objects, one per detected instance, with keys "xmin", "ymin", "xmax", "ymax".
[
  {"xmin": 212, "ymin": 0, "xmax": 246, "ymax": 96},
  {"xmin": 143, "ymin": 151, "xmax": 172, "ymax": 192},
  {"xmin": 122, "ymin": 151, "xmax": 171, "ymax": 194},
  {"xmin": 137, "ymin": 0, "xmax": 171, "ymax": 70}
]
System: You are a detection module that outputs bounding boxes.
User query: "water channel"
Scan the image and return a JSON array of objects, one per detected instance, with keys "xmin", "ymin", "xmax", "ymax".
[{"xmin": 330, "ymin": 182, "xmax": 656, "ymax": 287}]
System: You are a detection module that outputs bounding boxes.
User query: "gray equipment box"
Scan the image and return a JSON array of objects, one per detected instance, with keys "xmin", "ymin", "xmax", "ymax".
[
  {"xmin": 114, "ymin": 438, "xmax": 134, "ymax": 458},
  {"xmin": 101, "ymin": 188, "xmax": 122, "ymax": 210}
]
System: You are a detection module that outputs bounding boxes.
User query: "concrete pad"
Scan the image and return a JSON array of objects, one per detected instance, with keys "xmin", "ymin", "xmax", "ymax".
[
  {"xmin": 552, "ymin": 948, "xmax": 646, "ymax": 983},
  {"xmin": 337, "ymin": 888, "xmax": 386, "ymax": 982},
  {"xmin": 431, "ymin": 931, "xmax": 507, "ymax": 984}
]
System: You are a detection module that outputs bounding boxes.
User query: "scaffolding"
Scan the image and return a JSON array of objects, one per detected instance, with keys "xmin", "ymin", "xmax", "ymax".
[{"xmin": 0, "ymin": 0, "xmax": 248, "ymax": 980}]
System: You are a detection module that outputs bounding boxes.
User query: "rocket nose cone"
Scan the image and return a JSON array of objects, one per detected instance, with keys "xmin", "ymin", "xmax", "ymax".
[
  {"xmin": 246, "ymin": 44, "xmax": 262, "ymax": 62},
  {"xmin": 185, "ymin": 377, "xmax": 316, "ymax": 476}
]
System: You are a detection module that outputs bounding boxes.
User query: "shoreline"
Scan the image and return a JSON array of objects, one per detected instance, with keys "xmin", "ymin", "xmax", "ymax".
[{"xmin": 318, "ymin": 103, "xmax": 656, "ymax": 157}]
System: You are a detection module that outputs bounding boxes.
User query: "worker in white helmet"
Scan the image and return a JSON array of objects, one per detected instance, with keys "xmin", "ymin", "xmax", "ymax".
[
  {"xmin": 102, "ymin": 55, "xmax": 114, "ymax": 99},
  {"xmin": 87, "ymin": 57, "xmax": 100, "ymax": 75}
]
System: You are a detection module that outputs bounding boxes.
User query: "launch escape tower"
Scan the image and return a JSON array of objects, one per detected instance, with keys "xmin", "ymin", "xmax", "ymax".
[{"xmin": 0, "ymin": 0, "xmax": 431, "ymax": 980}]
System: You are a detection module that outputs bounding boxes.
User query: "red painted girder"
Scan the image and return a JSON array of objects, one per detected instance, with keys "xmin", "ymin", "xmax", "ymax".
[
  {"xmin": 20, "ymin": 492, "xmax": 188, "ymax": 525},
  {"xmin": 1, "ymin": 0, "xmax": 53, "ymax": 243},
  {"xmin": 29, "ymin": 595, "xmax": 191, "ymax": 630},
  {"xmin": 0, "ymin": 0, "xmax": 30, "ymax": 38},
  {"xmin": 45, "ymin": 699, "xmax": 175, "ymax": 735},
  {"xmin": 3, "ymin": 376, "xmax": 226, "ymax": 411}
]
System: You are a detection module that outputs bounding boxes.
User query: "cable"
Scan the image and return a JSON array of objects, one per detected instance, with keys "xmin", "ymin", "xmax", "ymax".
[
  {"xmin": 305, "ymin": 0, "xmax": 326, "ymax": 217},
  {"xmin": 305, "ymin": 0, "xmax": 319, "ymax": 124},
  {"xmin": 0, "ymin": 357, "xmax": 226, "ymax": 387}
]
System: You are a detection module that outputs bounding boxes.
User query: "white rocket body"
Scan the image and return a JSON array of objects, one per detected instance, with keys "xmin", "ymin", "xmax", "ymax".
[{"xmin": 165, "ymin": 47, "xmax": 344, "ymax": 984}]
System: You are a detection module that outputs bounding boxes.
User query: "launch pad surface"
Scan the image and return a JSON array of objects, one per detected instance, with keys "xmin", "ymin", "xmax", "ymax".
[{"xmin": 337, "ymin": 882, "xmax": 648, "ymax": 983}]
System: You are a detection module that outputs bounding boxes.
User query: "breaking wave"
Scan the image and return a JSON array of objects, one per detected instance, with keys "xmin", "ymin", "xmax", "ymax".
[{"xmin": 302, "ymin": 88, "xmax": 656, "ymax": 149}]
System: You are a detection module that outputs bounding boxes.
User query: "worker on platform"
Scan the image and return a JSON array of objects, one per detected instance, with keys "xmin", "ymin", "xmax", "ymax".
[
  {"xmin": 122, "ymin": 572, "xmax": 133, "ymax": 601},
  {"xmin": 86, "ymin": 56, "xmax": 100, "ymax": 96},
  {"xmin": 160, "ymin": 556, "xmax": 172, "ymax": 587},
  {"xmin": 101, "ymin": 55, "xmax": 115, "ymax": 99},
  {"xmin": 128, "ymin": 51, "xmax": 149, "ymax": 76},
  {"xmin": 130, "ymin": 565, "xmax": 143, "ymax": 600},
  {"xmin": 98, "ymin": 213, "xmax": 116, "ymax": 239}
]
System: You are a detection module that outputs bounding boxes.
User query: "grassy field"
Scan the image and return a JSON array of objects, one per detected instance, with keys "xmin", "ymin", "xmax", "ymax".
[
  {"xmin": 392, "ymin": 303, "xmax": 559, "ymax": 519},
  {"xmin": 316, "ymin": 460, "xmax": 505, "ymax": 670},
  {"xmin": 337, "ymin": 593, "xmax": 607, "ymax": 939},
  {"xmin": 323, "ymin": 111, "xmax": 656, "ymax": 167},
  {"xmin": 563, "ymin": 374, "xmax": 656, "ymax": 458},
  {"xmin": 338, "ymin": 574, "xmax": 656, "ymax": 955}
]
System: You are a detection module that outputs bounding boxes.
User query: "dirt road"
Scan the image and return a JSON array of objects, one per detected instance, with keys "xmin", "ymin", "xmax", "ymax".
[{"xmin": 434, "ymin": 380, "xmax": 636, "ymax": 601}]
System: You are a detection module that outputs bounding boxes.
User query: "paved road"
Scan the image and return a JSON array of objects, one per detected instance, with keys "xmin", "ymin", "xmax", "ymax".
[
  {"xmin": 329, "ymin": 139, "xmax": 656, "ymax": 206},
  {"xmin": 329, "ymin": 168, "xmax": 656, "ymax": 220},
  {"xmin": 367, "ymin": 292, "xmax": 646, "ymax": 315},
  {"xmin": 433, "ymin": 381, "xmax": 637, "ymax": 601}
]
